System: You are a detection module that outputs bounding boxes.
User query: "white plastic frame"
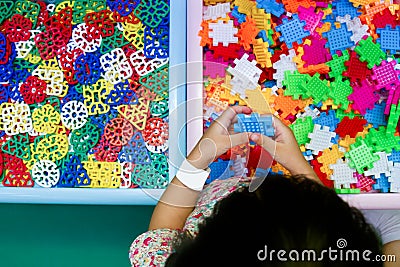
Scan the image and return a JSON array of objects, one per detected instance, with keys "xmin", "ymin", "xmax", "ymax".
[{"xmin": 184, "ymin": 0, "xmax": 400, "ymax": 210}]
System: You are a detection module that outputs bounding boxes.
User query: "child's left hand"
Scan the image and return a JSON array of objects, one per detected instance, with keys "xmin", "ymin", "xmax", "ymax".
[{"xmin": 187, "ymin": 106, "xmax": 253, "ymax": 170}]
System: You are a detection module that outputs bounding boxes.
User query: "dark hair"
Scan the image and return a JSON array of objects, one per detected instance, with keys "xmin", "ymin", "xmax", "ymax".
[{"xmin": 165, "ymin": 173, "xmax": 382, "ymax": 267}]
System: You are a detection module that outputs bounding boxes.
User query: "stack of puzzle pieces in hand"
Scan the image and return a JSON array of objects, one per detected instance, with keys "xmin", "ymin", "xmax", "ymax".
[{"xmin": 200, "ymin": 0, "xmax": 400, "ymax": 194}]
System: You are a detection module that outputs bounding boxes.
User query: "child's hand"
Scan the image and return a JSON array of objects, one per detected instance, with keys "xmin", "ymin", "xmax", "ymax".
[
  {"xmin": 249, "ymin": 116, "xmax": 318, "ymax": 180},
  {"xmin": 187, "ymin": 106, "xmax": 253, "ymax": 170}
]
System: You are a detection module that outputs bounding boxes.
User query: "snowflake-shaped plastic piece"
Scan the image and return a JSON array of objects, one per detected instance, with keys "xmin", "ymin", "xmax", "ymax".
[
  {"xmin": 227, "ymin": 53, "xmax": 262, "ymax": 98},
  {"xmin": 60, "ymin": 100, "xmax": 88, "ymax": 130},
  {"xmin": 322, "ymin": 23, "xmax": 354, "ymax": 55},
  {"xmin": 32, "ymin": 160, "xmax": 60, "ymax": 188},
  {"xmin": 272, "ymin": 49, "xmax": 297, "ymax": 88},
  {"xmin": 306, "ymin": 124, "xmax": 336, "ymax": 155},
  {"xmin": 364, "ymin": 151, "xmax": 393, "ymax": 177},
  {"xmin": 354, "ymin": 36, "xmax": 386, "ymax": 69},
  {"xmin": 203, "ymin": 2, "xmax": 231, "ymax": 20},
  {"xmin": 209, "ymin": 20, "xmax": 238, "ymax": 47},
  {"xmin": 347, "ymin": 79, "xmax": 379, "ymax": 115},
  {"xmin": 345, "ymin": 137, "xmax": 380, "ymax": 174},
  {"xmin": 275, "ymin": 14, "xmax": 310, "ymax": 49},
  {"xmin": 371, "ymin": 60, "xmax": 400, "ymax": 91},
  {"xmin": 329, "ymin": 159, "xmax": 357, "ymax": 189}
]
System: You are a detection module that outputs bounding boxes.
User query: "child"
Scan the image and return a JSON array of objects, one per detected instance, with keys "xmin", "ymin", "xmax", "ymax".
[{"xmin": 130, "ymin": 106, "xmax": 400, "ymax": 267}]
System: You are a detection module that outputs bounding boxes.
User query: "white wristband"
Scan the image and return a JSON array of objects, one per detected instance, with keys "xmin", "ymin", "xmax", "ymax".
[{"xmin": 176, "ymin": 159, "xmax": 211, "ymax": 191}]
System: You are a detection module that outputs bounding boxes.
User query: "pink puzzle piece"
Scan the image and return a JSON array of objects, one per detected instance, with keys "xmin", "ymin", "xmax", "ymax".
[
  {"xmin": 204, "ymin": 51, "xmax": 229, "ymax": 79},
  {"xmin": 347, "ymin": 79, "xmax": 379, "ymax": 115}
]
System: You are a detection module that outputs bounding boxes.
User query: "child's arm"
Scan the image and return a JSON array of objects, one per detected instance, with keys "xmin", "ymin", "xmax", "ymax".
[
  {"xmin": 148, "ymin": 106, "xmax": 253, "ymax": 231},
  {"xmin": 250, "ymin": 116, "xmax": 320, "ymax": 182}
]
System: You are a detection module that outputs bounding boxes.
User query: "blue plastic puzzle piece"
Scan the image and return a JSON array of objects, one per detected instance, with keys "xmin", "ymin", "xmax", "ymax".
[
  {"xmin": 0, "ymin": 85, "xmax": 9, "ymax": 104},
  {"xmin": 364, "ymin": 102, "xmax": 387, "ymax": 128},
  {"xmin": 376, "ymin": 26, "xmax": 400, "ymax": 55},
  {"xmin": 74, "ymin": 52, "xmax": 102, "ymax": 85},
  {"xmin": 105, "ymin": 80, "xmax": 138, "ymax": 106},
  {"xmin": 8, "ymin": 82, "xmax": 23, "ymax": 102},
  {"xmin": 372, "ymin": 173, "xmax": 390, "ymax": 193},
  {"xmin": 0, "ymin": 61, "xmax": 13, "ymax": 83},
  {"xmin": 234, "ymin": 113, "xmax": 275, "ymax": 136},
  {"xmin": 144, "ymin": 24, "xmax": 169, "ymax": 59},
  {"xmin": 107, "ymin": 0, "xmax": 140, "ymax": 16},
  {"xmin": 118, "ymin": 132, "xmax": 152, "ymax": 164},
  {"xmin": 264, "ymin": 80, "xmax": 276, "ymax": 88},
  {"xmin": 231, "ymin": 6, "xmax": 246, "ymax": 24},
  {"xmin": 388, "ymin": 149, "xmax": 400, "ymax": 163},
  {"xmin": 322, "ymin": 23, "xmax": 354, "ymax": 55},
  {"xmin": 58, "ymin": 155, "xmax": 91, "ymax": 187},
  {"xmin": 313, "ymin": 110, "xmax": 339, "ymax": 131},
  {"xmin": 206, "ymin": 159, "xmax": 234, "ymax": 184},
  {"xmin": 90, "ymin": 108, "xmax": 119, "ymax": 130},
  {"xmin": 256, "ymin": 0, "xmax": 285, "ymax": 18},
  {"xmin": 275, "ymin": 14, "xmax": 310, "ymax": 49},
  {"xmin": 62, "ymin": 86, "xmax": 85, "ymax": 106},
  {"xmin": 332, "ymin": 0, "xmax": 361, "ymax": 18},
  {"xmin": 0, "ymin": 33, "xmax": 6, "ymax": 60}
]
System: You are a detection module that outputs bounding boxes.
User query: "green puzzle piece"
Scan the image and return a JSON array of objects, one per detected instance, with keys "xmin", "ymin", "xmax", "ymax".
[{"xmin": 354, "ymin": 36, "xmax": 386, "ymax": 69}]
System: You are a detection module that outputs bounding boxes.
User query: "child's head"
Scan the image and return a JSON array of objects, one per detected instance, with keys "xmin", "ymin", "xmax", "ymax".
[{"xmin": 166, "ymin": 173, "xmax": 382, "ymax": 267}]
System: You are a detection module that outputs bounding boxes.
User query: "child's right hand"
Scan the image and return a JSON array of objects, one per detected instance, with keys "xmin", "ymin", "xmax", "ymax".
[{"xmin": 249, "ymin": 116, "xmax": 320, "ymax": 182}]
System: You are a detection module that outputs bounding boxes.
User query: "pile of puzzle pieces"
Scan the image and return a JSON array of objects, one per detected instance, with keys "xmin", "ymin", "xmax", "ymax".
[
  {"xmin": 0, "ymin": 0, "xmax": 170, "ymax": 189},
  {"xmin": 201, "ymin": 0, "xmax": 400, "ymax": 193}
]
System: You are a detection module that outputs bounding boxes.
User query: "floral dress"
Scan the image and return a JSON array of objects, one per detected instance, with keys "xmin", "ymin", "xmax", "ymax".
[{"xmin": 129, "ymin": 177, "xmax": 248, "ymax": 267}]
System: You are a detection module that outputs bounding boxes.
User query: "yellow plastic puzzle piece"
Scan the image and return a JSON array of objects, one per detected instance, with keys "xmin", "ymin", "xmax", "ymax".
[
  {"xmin": 83, "ymin": 79, "xmax": 112, "ymax": 115},
  {"xmin": 83, "ymin": 161, "xmax": 121, "ymax": 188},
  {"xmin": 205, "ymin": 83, "xmax": 229, "ymax": 112},
  {"xmin": 32, "ymin": 104, "xmax": 61, "ymax": 134},
  {"xmin": 251, "ymin": 6, "xmax": 272, "ymax": 31},
  {"xmin": 35, "ymin": 134, "xmax": 69, "ymax": 162},
  {"xmin": 317, "ymin": 144, "xmax": 345, "ymax": 175},
  {"xmin": 234, "ymin": 0, "xmax": 256, "ymax": 16},
  {"xmin": 321, "ymin": 98, "xmax": 339, "ymax": 110},
  {"xmin": 117, "ymin": 97, "xmax": 150, "ymax": 131},
  {"xmin": 253, "ymin": 38, "xmax": 272, "ymax": 68},
  {"xmin": 244, "ymin": 86, "xmax": 274, "ymax": 114},
  {"xmin": 123, "ymin": 21, "xmax": 144, "ymax": 50}
]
